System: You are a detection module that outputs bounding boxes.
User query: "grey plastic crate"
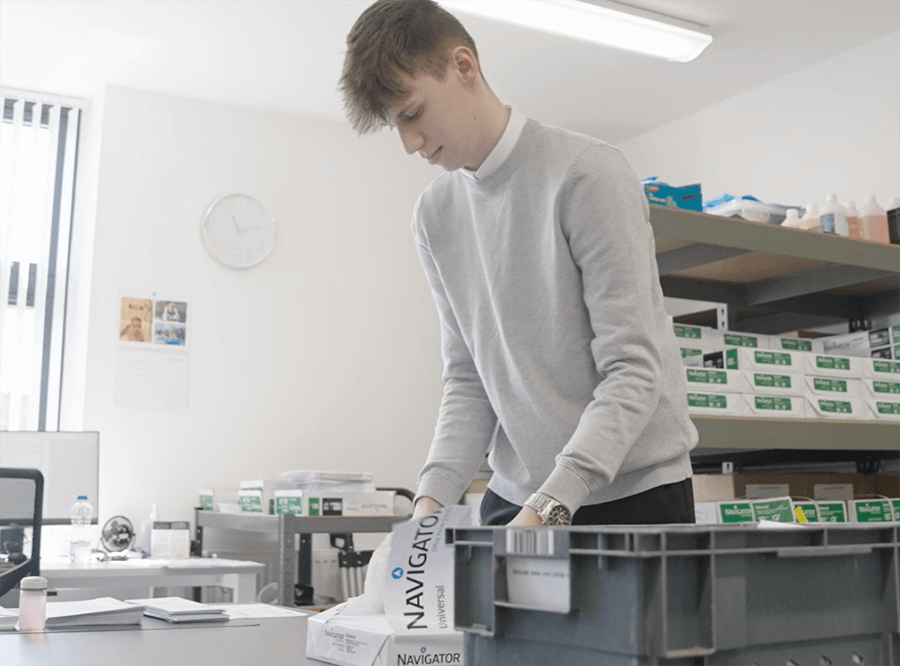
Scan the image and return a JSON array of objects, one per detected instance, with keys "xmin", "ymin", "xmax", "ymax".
[{"xmin": 448, "ymin": 523, "xmax": 899, "ymax": 665}]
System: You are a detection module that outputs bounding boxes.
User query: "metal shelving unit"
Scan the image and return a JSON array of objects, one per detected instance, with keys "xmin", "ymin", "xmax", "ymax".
[
  {"xmin": 195, "ymin": 510, "xmax": 406, "ymax": 606},
  {"xmin": 649, "ymin": 205, "xmax": 900, "ymax": 466}
]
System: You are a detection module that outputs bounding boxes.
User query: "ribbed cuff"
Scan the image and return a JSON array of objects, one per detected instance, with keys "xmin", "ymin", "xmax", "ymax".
[
  {"xmin": 538, "ymin": 464, "xmax": 593, "ymax": 514},
  {"xmin": 415, "ymin": 473, "xmax": 465, "ymax": 509}
]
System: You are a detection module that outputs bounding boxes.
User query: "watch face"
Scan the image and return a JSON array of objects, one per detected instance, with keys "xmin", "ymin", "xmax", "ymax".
[
  {"xmin": 201, "ymin": 194, "xmax": 276, "ymax": 268},
  {"xmin": 546, "ymin": 505, "xmax": 571, "ymax": 525}
]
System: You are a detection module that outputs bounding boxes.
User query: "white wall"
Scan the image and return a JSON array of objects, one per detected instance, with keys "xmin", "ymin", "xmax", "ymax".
[
  {"xmin": 82, "ymin": 86, "xmax": 442, "ymax": 525},
  {"xmin": 619, "ymin": 32, "xmax": 900, "ymax": 211}
]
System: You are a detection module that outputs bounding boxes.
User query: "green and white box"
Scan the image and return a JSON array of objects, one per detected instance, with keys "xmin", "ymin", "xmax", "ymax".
[
  {"xmin": 238, "ymin": 489, "xmax": 267, "ymax": 513},
  {"xmin": 794, "ymin": 501, "xmax": 848, "ymax": 523},
  {"xmin": 803, "ymin": 375, "xmax": 861, "ymax": 400},
  {"xmin": 274, "ymin": 489, "xmax": 396, "ymax": 517},
  {"xmin": 820, "ymin": 328, "xmax": 893, "ymax": 358},
  {"xmin": 198, "ymin": 489, "xmax": 214, "ymax": 511},
  {"xmin": 861, "ymin": 357, "xmax": 900, "ymax": 379},
  {"xmin": 750, "ymin": 497, "xmax": 795, "ymax": 523},
  {"xmin": 721, "ymin": 330, "xmax": 771, "ymax": 350},
  {"xmin": 724, "ymin": 347, "xmax": 800, "ymax": 371},
  {"xmin": 685, "ymin": 367, "xmax": 750, "ymax": 393},
  {"xmin": 681, "ymin": 348, "xmax": 705, "ymax": 366},
  {"xmin": 745, "ymin": 370, "xmax": 805, "ymax": 396},
  {"xmin": 240, "ymin": 479, "xmax": 291, "ymax": 514},
  {"xmin": 769, "ymin": 336, "xmax": 823, "ymax": 354},
  {"xmin": 850, "ymin": 499, "xmax": 893, "ymax": 523},
  {"xmin": 862, "ymin": 377, "xmax": 900, "ymax": 399},
  {"xmin": 891, "ymin": 498, "xmax": 900, "ymax": 522},
  {"xmin": 674, "ymin": 324, "xmax": 724, "ymax": 351},
  {"xmin": 802, "ymin": 353, "xmax": 862, "ymax": 378},
  {"xmin": 716, "ymin": 501, "xmax": 754, "ymax": 523},
  {"xmin": 863, "ymin": 396, "xmax": 900, "ymax": 421},
  {"xmin": 805, "ymin": 396, "xmax": 862, "ymax": 419},
  {"xmin": 686, "ymin": 391, "xmax": 748, "ymax": 415},
  {"xmin": 742, "ymin": 394, "xmax": 805, "ymax": 418}
]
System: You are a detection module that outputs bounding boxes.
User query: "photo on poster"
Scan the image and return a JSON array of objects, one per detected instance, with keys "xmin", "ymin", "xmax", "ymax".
[
  {"xmin": 153, "ymin": 321, "xmax": 187, "ymax": 346},
  {"xmin": 119, "ymin": 297, "xmax": 152, "ymax": 343},
  {"xmin": 155, "ymin": 300, "xmax": 187, "ymax": 323}
]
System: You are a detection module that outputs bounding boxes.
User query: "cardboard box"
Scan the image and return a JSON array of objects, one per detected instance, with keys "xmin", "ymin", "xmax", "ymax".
[
  {"xmin": 862, "ymin": 396, "xmax": 900, "ymax": 421},
  {"xmin": 716, "ymin": 500, "xmax": 754, "ymax": 523},
  {"xmin": 731, "ymin": 473, "xmax": 899, "ymax": 501},
  {"xmin": 793, "ymin": 501, "xmax": 848, "ymax": 523},
  {"xmin": 750, "ymin": 497, "xmax": 795, "ymax": 522},
  {"xmin": 240, "ymin": 479, "xmax": 291, "ymax": 514},
  {"xmin": 703, "ymin": 347, "xmax": 801, "ymax": 372},
  {"xmin": 745, "ymin": 484, "xmax": 790, "ymax": 499},
  {"xmin": 862, "ymin": 377, "xmax": 900, "ymax": 399},
  {"xmin": 744, "ymin": 370, "xmax": 805, "ymax": 396},
  {"xmin": 686, "ymin": 391, "xmax": 748, "ymax": 415},
  {"xmin": 673, "ymin": 323, "xmax": 723, "ymax": 349},
  {"xmin": 721, "ymin": 331, "xmax": 771, "ymax": 350},
  {"xmin": 850, "ymin": 499, "xmax": 893, "ymax": 523},
  {"xmin": 692, "ymin": 474, "xmax": 738, "ymax": 502},
  {"xmin": 198, "ymin": 489, "xmax": 214, "ymax": 511},
  {"xmin": 273, "ymin": 490, "xmax": 396, "ymax": 517},
  {"xmin": 803, "ymin": 375, "xmax": 862, "ymax": 400},
  {"xmin": 742, "ymin": 393, "xmax": 806, "ymax": 418},
  {"xmin": 693, "ymin": 501, "xmax": 720, "ymax": 524},
  {"xmin": 685, "ymin": 367, "xmax": 750, "ymax": 393},
  {"xmin": 805, "ymin": 396, "xmax": 863, "ymax": 419},
  {"xmin": 644, "ymin": 181, "xmax": 702, "ymax": 211},
  {"xmin": 819, "ymin": 328, "xmax": 893, "ymax": 358},
  {"xmin": 769, "ymin": 336, "xmax": 824, "ymax": 354},
  {"xmin": 802, "ymin": 353, "xmax": 863, "ymax": 378},
  {"xmin": 861, "ymin": 357, "xmax": 900, "ymax": 379}
]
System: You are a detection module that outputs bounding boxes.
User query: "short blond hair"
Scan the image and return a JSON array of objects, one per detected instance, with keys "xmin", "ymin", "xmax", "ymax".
[{"xmin": 339, "ymin": 0, "xmax": 479, "ymax": 134}]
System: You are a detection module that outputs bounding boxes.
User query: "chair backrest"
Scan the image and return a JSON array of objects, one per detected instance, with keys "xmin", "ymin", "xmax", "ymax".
[{"xmin": 0, "ymin": 468, "xmax": 44, "ymax": 597}]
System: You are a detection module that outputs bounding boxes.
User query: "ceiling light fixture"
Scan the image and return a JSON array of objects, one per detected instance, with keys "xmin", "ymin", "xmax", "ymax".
[{"xmin": 439, "ymin": 0, "xmax": 712, "ymax": 63}]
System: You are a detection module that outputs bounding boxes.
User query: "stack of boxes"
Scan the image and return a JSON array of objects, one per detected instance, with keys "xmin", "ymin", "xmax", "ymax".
[{"xmin": 678, "ymin": 323, "xmax": 900, "ymax": 421}]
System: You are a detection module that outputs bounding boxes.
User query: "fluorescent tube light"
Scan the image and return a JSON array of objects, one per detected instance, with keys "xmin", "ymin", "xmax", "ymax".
[{"xmin": 439, "ymin": 0, "xmax": 712, "ymax": 62}]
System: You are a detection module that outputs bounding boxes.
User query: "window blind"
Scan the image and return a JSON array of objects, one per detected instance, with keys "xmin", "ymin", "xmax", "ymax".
[{"xmin": 0, "ymin": 89, "xmax": 81, "ymax": 431}]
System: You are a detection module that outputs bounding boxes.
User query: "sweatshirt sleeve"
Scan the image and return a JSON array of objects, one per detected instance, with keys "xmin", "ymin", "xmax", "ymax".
[
  {"xmin": 538, "ymin": 145, "xmax": 665, "ymax": 512},
  {"xmin": 412, "ymin": 219, "xmax": 497, "ymax": 508}
]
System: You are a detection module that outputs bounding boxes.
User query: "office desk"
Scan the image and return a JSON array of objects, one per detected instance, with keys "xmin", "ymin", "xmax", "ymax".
[
  {"xmin": 40, "ymin": 558, "xmax": 264, "ymax": 603},
  {"xmin": 1, "ymin": 610, "xmax": 308, "ymax": 666}
]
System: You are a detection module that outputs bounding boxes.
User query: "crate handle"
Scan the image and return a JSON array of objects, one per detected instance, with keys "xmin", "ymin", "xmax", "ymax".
[{"xmin": 776, "ymin": 545, "xmax": 873, "ymax": 558}]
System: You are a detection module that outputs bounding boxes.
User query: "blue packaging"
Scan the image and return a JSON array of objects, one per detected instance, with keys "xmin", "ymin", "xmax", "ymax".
[{"xmin": 643, "ymin": 180, "xmax": 702, "ymax": 211}]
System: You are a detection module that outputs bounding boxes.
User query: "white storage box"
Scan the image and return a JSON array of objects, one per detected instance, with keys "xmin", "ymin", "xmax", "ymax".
[
  {"xmin": 803, "ymin": 375, "xmax": 862, "ymax": 400},
  {"xmin": 686, "ymin": 391, "xmax": 748, "ymax": 415},
  {"xmin": 802, "ymin": 353, "xmax": 863, "ymax": 379},
  {"xmin": 722, "ymin": 347, "xmax": 801, "ymax": 372},
  {"xmin": 819, "ymin": 328, "xmax": 893, "ymax": 358},
  {"xmin": 862, "ymin": 396, "xmax": 900, "ymax": 421},
  {"xmin": 274, "ymin": 489, "xmax": 395, "ymax": 517},
  {"xmin": 861, "ymin": 377, "xmax": 900, "ymax": 399},
  {"xmin": 744, "ymin": 370, "xmax": 805, "ymax": 396},
  {"xmin": 279, "ymin": 470, "xmax": 376, "ymax": 493},
  {"xmin": 742, "ymin": 394, "xmax": 805, "ymax": 418},
  {"xmin": 721, "ymin": 331, "xmax": 772, "ymax": 350},
  {"xmin": 769, "ymin": 336, "xmax": 823, "ymax": 354},
  {"xmin": 673, "ymin": 323, "xmax": 724, "ymax": 351},
  {"xmin": 860, "ymin": 357, "xmax": 900, "ymax": 379},
  {"xmin": 805, "ymin": 396, "xmax": 863, "ymax": 420},
  {"xmin": 684, "ymin": 367, "xmax": 751, "ymax": 393}
]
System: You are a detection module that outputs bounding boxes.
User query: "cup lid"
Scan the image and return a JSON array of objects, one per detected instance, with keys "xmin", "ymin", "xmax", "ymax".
[{"xmin": 20, "ymin": 576, "xmax": 47, "ymax": 590}]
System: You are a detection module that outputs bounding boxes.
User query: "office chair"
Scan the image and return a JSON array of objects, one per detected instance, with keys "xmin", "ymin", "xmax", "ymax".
[{"xmin": 0, "ymin": 468, "xmax": 44, "ymax": 597}]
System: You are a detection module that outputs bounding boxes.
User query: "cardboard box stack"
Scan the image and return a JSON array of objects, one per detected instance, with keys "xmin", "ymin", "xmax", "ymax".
[
  {"xmin": 693, "ymin": 472, "xmax": 900, "ymax": 524},
  {"xmin": 677, "ymin": 323, "xmax": 900, "ymax": 421}
]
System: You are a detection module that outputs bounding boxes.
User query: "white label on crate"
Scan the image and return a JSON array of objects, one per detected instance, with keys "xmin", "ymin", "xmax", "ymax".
[
  {"xmin": 506, "ymin": 529, "xmax": 555, "ymax": 556},
  {"xmin": 505, "ymin": 556, "xmax": 571, "ymax": 614}
]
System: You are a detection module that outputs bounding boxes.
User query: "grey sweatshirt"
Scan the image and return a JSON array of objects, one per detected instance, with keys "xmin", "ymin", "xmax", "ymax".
[{"xmin": 412, "ymin": 114, "xmax": 698, "ymax": 513}]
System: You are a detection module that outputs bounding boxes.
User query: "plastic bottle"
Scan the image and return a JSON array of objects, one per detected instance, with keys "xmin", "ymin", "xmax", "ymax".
[
  {"xmin": 845, "ymin": 201, "xmax": 862, "ymax": 239},
  {"xmin": 139, "ymin": 502, "xmax": 159, "ymax": 557},
  {"xmin": 819, "ymin": 194, "xmax": 847, "ymax": 235},
  {"xmin": 69, "ymin": 495, "xmax": 93, "ymax": 565},
  {"xmin": 780, "ymin": 208, "xmax": 803, "ymax": 229},
  {"xmin": 799, "ymin": 203, "xmax": 822, "ymax": 231},
  {"xmin": 15, "ymin": 576, "xmax": 47, "ymax": 632},
  {"xmin": 859, "ymin": 195, "xmax": 890, "ymax": 244}
]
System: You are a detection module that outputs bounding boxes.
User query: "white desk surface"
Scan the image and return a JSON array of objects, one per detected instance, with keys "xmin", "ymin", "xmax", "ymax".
[{"xmin": 2, "ymin": 611, "xmax": 308, "ymax": 666}]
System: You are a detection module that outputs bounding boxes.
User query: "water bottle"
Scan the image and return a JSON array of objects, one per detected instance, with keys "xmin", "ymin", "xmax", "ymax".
[{"xmin": 69, "ymin": 495, "xmax": 93, "ymax": 564}]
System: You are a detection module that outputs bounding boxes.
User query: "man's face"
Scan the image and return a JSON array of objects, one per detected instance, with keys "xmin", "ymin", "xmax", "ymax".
[{"xmin": 386, "ymin": 63, "xmax": 482, "ymax": 172}]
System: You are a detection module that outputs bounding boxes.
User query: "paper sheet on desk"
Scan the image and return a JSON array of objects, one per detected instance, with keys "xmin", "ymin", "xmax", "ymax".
[{"xmin": 204, "ymin": 603, "xmax": 307, "ymax": 619}]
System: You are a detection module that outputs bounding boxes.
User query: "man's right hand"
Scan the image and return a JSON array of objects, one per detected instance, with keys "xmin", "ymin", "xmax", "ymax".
[{"xmin": 412, "ymin": 496, "xmax": 444, "ymax": 518}]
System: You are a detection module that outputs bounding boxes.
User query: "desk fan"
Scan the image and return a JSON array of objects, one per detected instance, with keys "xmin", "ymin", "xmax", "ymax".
[{"xmin": 100, "ymin": 515, "xmax": 136, "ymax": 554}]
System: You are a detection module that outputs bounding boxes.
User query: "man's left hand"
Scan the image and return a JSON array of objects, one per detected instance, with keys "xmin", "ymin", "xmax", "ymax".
[{"xmin": 507, "ymin": 506, "xmax": 543, "ymax": 527}]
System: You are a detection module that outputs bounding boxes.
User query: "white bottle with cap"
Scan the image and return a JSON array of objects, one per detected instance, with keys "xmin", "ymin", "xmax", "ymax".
[
  {"xmin": 799, "ymin": 203, "xmax": 822, "ymax": 231},
  {"xmin": 15, "ymin": 576, "xmax": 47, "ymax": 632},
  {"xmin": 780, "ymin": 208, "xmax": 803, "ymax": 228},
  {"xmin": 819, "ymin": 194, "xmax": 847, "ymax": 235},
  {"xmin": 859, "ymin": 195, "xmax": 890, "ymax": 243}
]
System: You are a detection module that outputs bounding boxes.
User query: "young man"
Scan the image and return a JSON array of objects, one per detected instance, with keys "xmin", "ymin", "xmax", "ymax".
[{"xmin": 340, "ymin": 0, "xmax": 698, "ymax": 527}]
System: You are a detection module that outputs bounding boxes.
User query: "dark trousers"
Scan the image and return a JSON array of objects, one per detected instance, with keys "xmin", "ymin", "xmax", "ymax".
[{"xmin": 480, "ymin": 477, "xmax": 696, "ymax": 526}]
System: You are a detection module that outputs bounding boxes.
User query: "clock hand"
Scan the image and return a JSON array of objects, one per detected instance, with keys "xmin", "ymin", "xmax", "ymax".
[{"xmin": 230, "ymin": 214, "xmax": 241, "ymax": 232}]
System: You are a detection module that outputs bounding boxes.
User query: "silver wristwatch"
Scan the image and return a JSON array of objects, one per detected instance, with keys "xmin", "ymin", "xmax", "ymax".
[{"xmin": 524, "ymin": 493, "xmax": 572, "ymax": 525}]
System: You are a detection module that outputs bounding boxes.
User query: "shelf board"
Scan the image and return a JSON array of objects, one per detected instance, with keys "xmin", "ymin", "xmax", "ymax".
[
  {"xmin": 196, "ymin": 511, "xmax": 406, "ymax": 534},
  {"xmin": 650, "ymin": 206, "xmax": 900, "ymax": 330},
  {"xmin": 691, "ymin": 414, "xmax": 900, "ymax": 451}
]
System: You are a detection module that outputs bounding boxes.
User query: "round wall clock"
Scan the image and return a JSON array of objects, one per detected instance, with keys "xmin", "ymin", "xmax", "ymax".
[{"xmin": 201, "ymin": 194, "xmax": 276, "ymax": 268}]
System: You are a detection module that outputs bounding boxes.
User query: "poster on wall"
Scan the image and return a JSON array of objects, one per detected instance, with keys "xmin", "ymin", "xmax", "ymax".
[{"xmin": 115, "ymin": 293, "xmax": 190, "ymax": 411}]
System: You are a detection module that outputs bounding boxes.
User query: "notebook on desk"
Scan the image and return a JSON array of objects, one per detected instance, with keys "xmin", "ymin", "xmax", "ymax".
[{"xmin": 125, "ymin": 597, "xmax": 229, "ymax": 623}]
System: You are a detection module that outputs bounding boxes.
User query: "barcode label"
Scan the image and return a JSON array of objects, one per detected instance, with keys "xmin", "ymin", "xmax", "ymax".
[{"xmin": 507, "ymin": 529, "xmax": 554, "ymax": 556}]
